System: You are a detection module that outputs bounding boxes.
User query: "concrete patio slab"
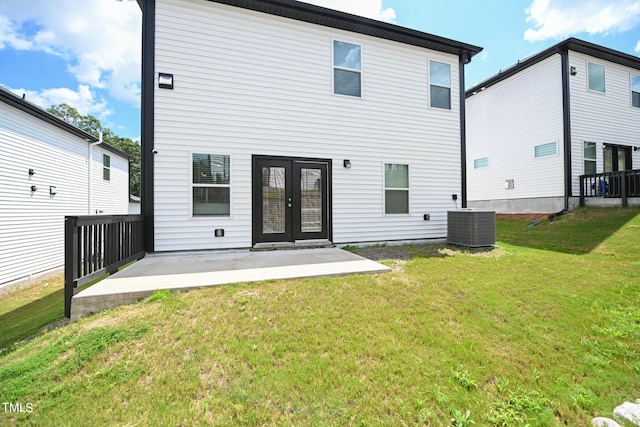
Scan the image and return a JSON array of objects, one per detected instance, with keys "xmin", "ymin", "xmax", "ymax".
[{"xmin": 71, "ymin": 248, "xmax": 390, "ymax": 319}]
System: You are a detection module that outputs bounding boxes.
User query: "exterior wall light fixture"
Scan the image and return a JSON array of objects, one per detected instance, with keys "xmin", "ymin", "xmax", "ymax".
[{"xmin": 158, "ymin": 73, "xmax": 174, "ymax": 89}]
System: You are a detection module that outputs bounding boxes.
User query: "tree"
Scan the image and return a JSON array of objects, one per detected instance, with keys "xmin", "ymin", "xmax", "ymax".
[{"xmin": 47, "ymin": 104, "xmax": 141, "ymax": 197}]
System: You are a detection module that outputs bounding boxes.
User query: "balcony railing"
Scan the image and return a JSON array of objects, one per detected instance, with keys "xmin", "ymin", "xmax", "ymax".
[
  {"xmin": 64, "ymin": 215, "xmax": 145, "ymax": 318},
  {"xmin": 580, "ymin": 169, "xmax": 640, "ymax": 207}
]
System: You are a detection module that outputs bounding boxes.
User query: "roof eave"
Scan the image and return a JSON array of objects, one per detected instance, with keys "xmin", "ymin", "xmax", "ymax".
[
  {"xmin": 0, "ymin": 86, "xmax": 133, "ymax": 161},
  {"xmin": 466, "ymin": 37, "xmax": 640, "ymax": 98},
  {"xmin": 207, "ymin": 0, "xmax": 483, "ymax": 60}
]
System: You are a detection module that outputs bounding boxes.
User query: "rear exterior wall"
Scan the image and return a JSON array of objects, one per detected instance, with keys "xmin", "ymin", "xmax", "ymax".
[{"xmin": 153, "ymin": 0, "xmax": 464, "ymax": 251}]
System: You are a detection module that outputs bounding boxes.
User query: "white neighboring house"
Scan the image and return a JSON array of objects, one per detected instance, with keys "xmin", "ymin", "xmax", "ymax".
[
  {"xmin": 0, "ymin": 86, "xmax": 132, "ymax": 287},
  {"xmin": 138, "ymin": 0, "xmax": 482, "ymax": 252},
  {"xmin": 466, "ymin": 38, "xmax": 640, "ymax": 214}
]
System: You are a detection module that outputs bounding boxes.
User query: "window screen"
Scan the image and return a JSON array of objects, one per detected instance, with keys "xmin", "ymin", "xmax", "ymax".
[
  {"xmin": 384, "ymin": 164, "xmax": 409, "ymax": 214},
  {"xmin": 333, "ymin": 41, "xmax": 361, "ymax": 97},
  {"xmin": 588, "ymin": 62, "xmax": 605, "ymax": 93},
  {"xmin": 192, "ymin": 154, "xmax": 231, "ymax": 216},
  {"xmin": 430, "ymin": 61, "xmax": 451, "ymax": 110}
]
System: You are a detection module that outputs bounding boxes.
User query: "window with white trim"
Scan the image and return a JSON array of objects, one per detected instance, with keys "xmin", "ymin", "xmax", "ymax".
[
  {"xmin": 632, "ymin": 74, "xmax": 640, "ymax": 108},
  {"xmin": 588, "ymin": 62, "xmax": 605, "ymax": 93},
  {"xmin": 583, "ymin": 141, "xmax": 597, "ymax": 175},
  {"xmin": 333, "ymin": 41, "xmax": 361, "ymax": 97},
  {"xmin": 192, "ymin": 153, "xmax": 230, "ymax": 216},
  {"xmin": 384, "ymin": 163, "xmax": 409, "ymax": 214},
  {"xmin": 474, "ymin": 157, "xmax": 489, "ymax": 169},
  {"xmin": 534, "ymin": 142, "xmax": 558, "ymax": 158},
  {"xmin": 103, "ymin": 154, "xmax": 110, "ymax": 181},
  {"xmin": 429, "ymin": 60, "xmax": 451, "ymax": 110}
]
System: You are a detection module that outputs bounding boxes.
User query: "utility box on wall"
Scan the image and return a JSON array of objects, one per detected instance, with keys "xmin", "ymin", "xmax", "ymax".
[{"xmin": 447, "ymin": 209, "xmax": 496, "ymax": 248}]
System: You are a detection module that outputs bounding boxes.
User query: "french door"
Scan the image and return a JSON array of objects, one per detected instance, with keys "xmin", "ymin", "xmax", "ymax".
[{"xmin": 252, "ymin": 156, "xmax": 331, "ymax": 244}]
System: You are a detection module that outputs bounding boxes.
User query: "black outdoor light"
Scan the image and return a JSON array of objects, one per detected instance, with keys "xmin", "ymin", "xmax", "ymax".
[
  {"xmin": 158, "ymin": 73, "xmax": 174, "ymax": 89},
  {"xmin": 343, "ymin": 159, "xmax": 351, "ymax": 168}
]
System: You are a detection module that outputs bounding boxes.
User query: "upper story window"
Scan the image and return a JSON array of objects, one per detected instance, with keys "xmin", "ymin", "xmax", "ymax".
[
  {"xmin": 333, "ymin": 41, "xmax": 361, "ymax": 97},
  {"xmin": 103, "ymin": 154, "xmax": 110, "ymax": 181},
  {"xmin": 429, "ymin": 60, "xmax": 451, "ymax": 110},
  {"xmin": 587, "ymin": 62, "xmax": 605, "ymax": 93},
  {"xmin": 632, "ymin": 74, "xmax": 640, "ymax": 108},
  {"xmin": 192, "ymin": 153, "xmax": 231, "ymax": 217}
]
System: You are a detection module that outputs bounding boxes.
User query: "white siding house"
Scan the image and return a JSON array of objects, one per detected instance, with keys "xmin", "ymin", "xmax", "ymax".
[
  {"xmin": 0, "ymin": 87, "xmax": 131, "ymax": 287},
  {"xmin": 466, "ymin": 38, "xmax": 640, "ymax": 213},
  {"xmin": 139, "ymin": 0, "xmax": 482, "ymax": 252}
]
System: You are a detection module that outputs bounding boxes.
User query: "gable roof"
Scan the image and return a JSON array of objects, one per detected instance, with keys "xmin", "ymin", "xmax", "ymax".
[
  {"xmin": 466, "ymin": 38, "xmax": 640, "ymax": 98},
  {"xmin": 0, "ymin": 86, "xmax": 133, "ymax": 161},
  {"xmin": 139, "ymin": 0, "xmax": 482, "ymax": 62}
]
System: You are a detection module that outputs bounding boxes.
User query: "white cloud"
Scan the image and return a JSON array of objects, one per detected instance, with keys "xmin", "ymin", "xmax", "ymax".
[
  {"xmin": 0, "ymin": 0, "xmax": 141, "ymax": 105},
  {"xmin": 524, "ymin": 0, "xmax": 640, "ymax": 41},
  {"xmin": 0, "ymin": 15, "xmax": 32, "ymax": 50},
  {"xmin": 636, "ymin": 40, "xmax": 640, "ymax": 52},
  {"xmin": 8, "ymin": 85, "xmax": 111, "ymax": 120},
  {"xmin": 299, "ymin": 0, "xmax": 396, "ymax": 23}
]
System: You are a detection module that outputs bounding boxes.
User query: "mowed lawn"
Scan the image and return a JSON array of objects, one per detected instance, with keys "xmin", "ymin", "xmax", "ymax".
[{"xmin": 1, "ymin": 207, "xmax": 639, "ymax": 426}]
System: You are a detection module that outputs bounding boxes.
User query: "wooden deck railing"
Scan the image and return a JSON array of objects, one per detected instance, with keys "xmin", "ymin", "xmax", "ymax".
[
  {"xmin": 64, "ymin": 215, "xmax": 145, "ymax": 318},
  {"xmin": 580, "ymin": 169, "xmax": 640, "ymax": 207}
]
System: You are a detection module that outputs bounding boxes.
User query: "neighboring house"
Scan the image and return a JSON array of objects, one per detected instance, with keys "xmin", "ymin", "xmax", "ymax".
[
  {"xmin": 0, "ymin": 86, "xmax": 132, "ymax": 287},
  {"xmin": 466, "ymin": 38, "xmax": 640, "ymax": 214},
  {"xmin": 138, "ymin": 0, "xmax": 482, "ymax": 252}
]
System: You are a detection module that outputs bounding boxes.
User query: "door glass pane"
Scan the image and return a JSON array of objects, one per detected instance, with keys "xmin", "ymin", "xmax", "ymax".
[
  {"xmin": 604, "ymin": 148, "xmax": 613, "ymax": 173},
  {"xmin": 618, "ymin": 151, "xmax": 626, "ymax": 172},
  {"xmin": 262, "ymin": 167, "xmax": 286, "ymax": 234},
  {"xmin": 300, "ymin": 168, "xmax": 322, "ymax": 233}
]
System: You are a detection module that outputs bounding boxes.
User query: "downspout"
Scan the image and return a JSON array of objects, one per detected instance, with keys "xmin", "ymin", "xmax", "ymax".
[
  {"xmin": 88, "ymin": 131, "xmax": 103, "ymax": 215},
  {"xmin": 140, "ymin": 0, "xmax": 156, "ymax": 252},
  {"xmin": 459, "ymin": 51, "xmax": 471, "ymax": 208},
  {"xmin": 560, "ymin": 47, "xmax": 572, "ymax": 211}
]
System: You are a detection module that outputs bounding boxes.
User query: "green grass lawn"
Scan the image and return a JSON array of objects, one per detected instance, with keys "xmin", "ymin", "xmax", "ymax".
[
  {"xmin": 0, "ymin": 275, "xmax": 65, "ymax": 355},
  {"xmin": 1, "ymin": 207, "xmax": 639, "ymax": 426}
]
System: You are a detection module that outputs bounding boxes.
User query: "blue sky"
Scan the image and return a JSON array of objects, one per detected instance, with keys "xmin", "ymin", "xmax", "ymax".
[{"xmin": 1, "ymin": 0, "xmax": 639, "ymax": 141}]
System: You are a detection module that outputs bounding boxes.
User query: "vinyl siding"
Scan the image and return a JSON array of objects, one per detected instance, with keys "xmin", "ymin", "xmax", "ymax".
[
  {"xmin": 91, "ymin": 146, "xmax": 130, "ymax": 214},
  {"xmin": 153, "ymin": 0, "xmax": 463, "ymax": 250},
  {"xmin": 568, "ymin": 51, "xmax": 640, "ymax": 194},
  {"xmin": 0, "ymin": 102, "xmax": 129, "ymax": 286},
  {"xmin": 466, "ymin": 54, "xmax": 565, "ymax": 204}
]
